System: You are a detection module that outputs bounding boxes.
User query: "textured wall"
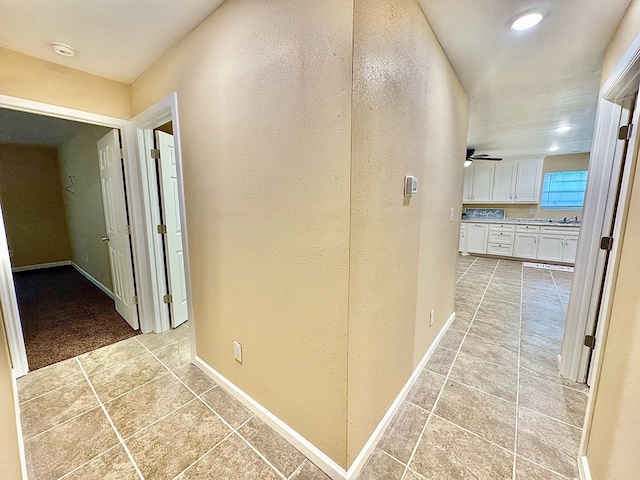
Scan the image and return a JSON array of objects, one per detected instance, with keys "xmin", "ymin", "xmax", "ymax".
[
  {"xmin": 348, "ymin": 0, "xmax": 468, "ymax": 463},
  {"xmin": 0, "ymin": 48, "xmax": 130, "ymax": 119},
  {"xmin": 132, "ymin": 0, "xmax": 353, "ymax": 466},
  {"xmin": 58, "ymin": 124, "xmax": 113, "ymax": 290},
  {"xmin": 0, "ymin": 144, "xmax": 72, "ymax": 268},
  {"xmin": 601, "ymin": 0, "xmax": 640, "ymax": 85}
]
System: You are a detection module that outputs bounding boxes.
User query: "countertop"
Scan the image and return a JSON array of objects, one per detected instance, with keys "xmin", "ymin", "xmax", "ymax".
[{"xmin": 461, "ymin": 218, "xmax": 581, "ymax": 227}]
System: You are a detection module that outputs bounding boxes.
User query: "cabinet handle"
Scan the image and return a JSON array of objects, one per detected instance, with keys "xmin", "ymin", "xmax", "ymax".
[
  {"xmin": 534, "ymin": 238, "xmax": 537, "ymax": 243},
  {"xmin": 515, "ymin": 194, "xmax": 518, "ymax": 199}
]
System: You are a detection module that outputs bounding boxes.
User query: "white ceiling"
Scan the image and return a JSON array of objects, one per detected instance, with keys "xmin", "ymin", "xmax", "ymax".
[
  {"xmin": 0, "ymin": 0, "xmax": 225, "ymax": 83},
  {"xmin": 0, "ymin": 108, "xmax": 90, "ymax": 146},
  {"xmin": 418, "ymin": 0, "xmax": 633, "ymax": 159},
  {"xmin": 0, "ymin": 0, "xmax": 633, "ymax": 159}
]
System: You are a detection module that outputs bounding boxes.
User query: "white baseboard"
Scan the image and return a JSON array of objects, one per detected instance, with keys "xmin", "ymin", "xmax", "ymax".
[
  {"xmin": 11, "ymin": 260, "xmax": 70, "ymax": 272},
  {"xmin": 71, "ymin": 262, "xmax": 114, "ymax": 299},
  {"xmin": 346, "ymin": 311, "xmax": 457, "ymax": 479},
  {"xmin": 579, "ymin": 455, "xmax": 592, "ymax": 480},
  {"xmin": 193, "ymin": 356, "xmax": 348, "ymax": 480},
  {"xmin": 12, "ymin": 371, "xmax": 28, "ymax": 480},
  {"xmin": 194, "ymin": 311, "xmax": 457, "ymax": 480}
]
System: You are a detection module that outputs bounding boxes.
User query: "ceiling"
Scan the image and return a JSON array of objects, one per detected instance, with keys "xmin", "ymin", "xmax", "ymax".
[
  {"xmin": 0, "ymin": 108, "xmax": 89, "ymax": 146},
  {"xmin": 418, "ymin": 0, "xmax": 633, "ymax": 159},
  {"xmin": 0, "ymin": 0, "xmax": 633, "ymax": 159},
  {"xmin": 0, "ymin": 0, "xmax": 225, "ymax": 83}
]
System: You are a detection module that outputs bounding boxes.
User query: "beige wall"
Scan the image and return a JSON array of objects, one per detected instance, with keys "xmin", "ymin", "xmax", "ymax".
[
  {"xmin": 0, "ymin": 48, "xmax": 130, "ymax": 119},
  {"xmin": 58, "ymin": 124, "xmax": 113, "ymax": 290},
  {"xmin": 0, "ymin": 144, "xmax": 72, "ymax": 268},
  {"xmin": 586, "ymin": 0, "xmax": 640, "ymax": 476},
  {"xmin": 348, "ymin": 0, "xmax": 468, "ymax": 463},
  {"xmin": 132, "ymin": 0, "xmax": 353, "ymax": 466},
  {"xmin": 463, "ymin": 153, "xmax": 590, "ymax": 220},
  {"xmin": 0, "ymin": 306, "xmax": 23, "ymax": 479}
]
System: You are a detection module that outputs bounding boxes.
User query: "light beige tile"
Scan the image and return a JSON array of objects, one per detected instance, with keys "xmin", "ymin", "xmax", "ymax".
[
  {"xmin": 78, "ymin": 338, "xmax": 147, "ymax": 376},
  {"xmin": 474, "ymin": 299, "xmax": 521, "ymax": 326},
  {"xmin": 21, "ymin": 378, "xmax": 98, "ymax": 440},
  {"xmin": 290, "ymin": 460, "xmax": 332, "ymax": 480},
  {"xmin": 468, "ymin": 319, "xmax": 520, "ymax": 349},
  {"xmin": 519, "ymin": 374, "xmax": 588, "ymax": 428},
  {"xmin": 454, "ymin": 301, "xmax": 478, "ymax": 322},
  {"xmin": 24, "ymin": 407, "xmax": 118, "ymax": 480},
  {"xmin": 460, "ymin": 334, "xmax": 519, "ymax": 369},
  {"xmin": 89, "ymin": 353, "xmax": 167, "ymax": 403},
  {"xmin": 127, "ymin": 400, "xmax": 231, "ymax": 480},
  {"xmin": 62, "ymin": 446, "xmax": 139, "ymax": 480},
  {"xmin": 378, "ymin": 401, "xmax": 429, "ymax": 464},
  {"xmin": 136, "ymin": 325, "xmax": 189, "ymax": 351},
  {"xmin": 521, "ymin": 317, "xmax": 565, "ymax": 344},
  {"xmin": 176, "ymin": 434, "xmax": 280, "ymax": 479},
  {"xmin": 407, "ymin": 369, "xmax": 446, "ymax": 411},
  {"xmin": 520, "ymin": 334, "xmax": 562, "ymax": 381},
  {"xmin": 153, "ymin": 337, "xmax": 191, "ymax": 370},
  {"xmin": 517, "ymin": 408, "xmax": 581, "ymax": 478},
  {"xmin": 201, "ymin": 387, "xmax": 253, "ymax": 428},
  {"xmin": 520, "ymin": 366, "xmax": 589, "ymax": 393},
  {"xmin": 425, "ymin": 347, "xmax": 457, "ymax": 376},
  {"xmin": 238, "ymin": 417, "xmax": 306, "ymax": 477},
  {"xmin": 17, "ymin": 357, "xmax": 84, "ymax": 403},
  {"xmin": 484, "ymin": 284, "xmax": 522, "ymax": 302},
  {"xmin": 449, "ymin": 315, "xmax": 472, "ymax": 333},
  {"xmin": 409, "ymin": 415, "xmax": 513, "ymax": 479},
  {"xmin": 439, "ymin": 329, "xmax": 466, "ymax": 351},
  {"xmin": 173, "ymin": 363, "xmax": 217, "ymax": 395},
  {"xmin": 449, "ymin": 353, "xmax": 518, "ymax": 403},
  {"xmin": 105, "ymin": 373, "xmax": 194, "ymax": 438},
  {"xmin": 435, "ymin": 380, "xmax": 516, "ymax": 450},
  {"xmin": 358, "ymin": 448, "xmax": 405, "ymax": 480},
  {"xmin": 516, "ymin": 456, "xmax": 566, "ymax": 479}
]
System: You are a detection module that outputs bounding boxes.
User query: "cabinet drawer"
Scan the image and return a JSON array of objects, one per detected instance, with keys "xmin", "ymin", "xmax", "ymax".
[
  {"xmin": 489, "ymin": 224, "xmax": 516, "ymax": 232},
  {"xmin": 540, "ymin": 226, "xmax": 580, "ymax": 236},
  {"xmin": 516, "ymin": 225, "xmax": 540, "ymax": 233},
  {"xmin": 488, "ymin": 231, "xmax": 514, "ymax": 245},
  {"xmin": 487, "ymin": 243, "xmax": 514, "ymax": 256}
]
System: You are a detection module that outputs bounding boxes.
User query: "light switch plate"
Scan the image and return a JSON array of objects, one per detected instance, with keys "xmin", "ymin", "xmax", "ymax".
[
  {"xmin": 233, "ymin": 341, "xmax": 242, "ymax": 363},
  {"xmin": 404, "ymin": 175, "xmax": 418, "ymax": 196}
]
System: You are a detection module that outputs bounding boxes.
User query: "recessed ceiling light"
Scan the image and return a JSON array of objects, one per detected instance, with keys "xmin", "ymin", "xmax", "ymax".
[
  {"xmin": 549, "ymin": 145, "xmax": 560, "ymax": 152},
  {"xmin": 511, "ymin": 12, "xmax": 544, "ymax": 31},
  {"xmin": 50, "ymin": 42, "xmax": 75, "ymax": 57},
  {"xmin": 555, "ymin": 125, "xmax": 571, "ymax": 133}
]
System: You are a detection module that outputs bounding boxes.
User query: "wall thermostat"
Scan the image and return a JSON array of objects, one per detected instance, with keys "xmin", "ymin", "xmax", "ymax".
[{"xmin": 405, "ymin": 175, "xmax": 418, "ymax": 197}]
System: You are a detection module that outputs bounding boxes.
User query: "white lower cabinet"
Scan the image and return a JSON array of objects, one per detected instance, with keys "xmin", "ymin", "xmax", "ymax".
[
  {"xmin": 537, "ymin": 234, "xmax": 565, "ymax": 262},
  {"xmin": 563, "ymin": 236, "xmax": 579, "ymax": 263},
  {"xmin": 513, "ymin": 233, "xmax": 539, "ymax": 259},
  {"xmin": 459, "ymin": 225, "xmax": 466, "ymax": 252},
  {"xmin": 487, "ymin": 243, "xmax": 514, "ymax": 256},
  {"xmin": 466, "ymin": 223, "xmax": 489, "ymax": 254},
  {"xmin": 536, "ymin": 227, "xmax": 580, "ymax": 262}
]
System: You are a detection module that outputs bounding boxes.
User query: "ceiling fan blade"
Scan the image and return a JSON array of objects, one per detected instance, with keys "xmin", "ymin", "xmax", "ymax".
[{"xmin": 470, "ymin": 155, "xmax": 503, "ymax": 161}]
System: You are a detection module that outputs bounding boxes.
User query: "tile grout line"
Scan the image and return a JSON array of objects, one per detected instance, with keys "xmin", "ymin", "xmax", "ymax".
[
  {"xmin": 22, "ymin": 404, "xmax": 105, "ymax": 443},
  {"xmin": 456, "ymin": 256, "xmax": 479, "ymax": 284},
  {"xmin": 56, "ymin": 443, "xmax": 122, "ymax": 480},
  {"xmin": 549, "ymin": 270, "xmax": 568, "ymax": 313},
  {"xmin": 517, "ymin": 405, "xmax": 584, "ymax": 431},
  {"xmin": 134, "ymin": 336, "xmax": 290, "ymax": 480},
  {"xmin": 512, "ymin": 260, "xmax": 524, "ymax": 480},
  {"xmin": 399, "ymin": 260, "xmax": 502, "ymax": 480},
  {"xmin": 75, "ymin": 358, "xmax": 146, "ymax": 480},
  {"xmin": 19, "ymin": 374, "xmax": 87, "ymax": 405},
  {"xmin": 515, "ymin": 453, "xmax": 572, "ymax": 479}
]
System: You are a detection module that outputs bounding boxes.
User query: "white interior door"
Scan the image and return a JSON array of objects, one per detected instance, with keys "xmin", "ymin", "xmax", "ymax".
[
  {"xmin": 97, "ymin": 130, "xmax": 138, "ymax": 330},
  {"xmin": 155, "ymin": 131, "xmax": 188, "ymax": 328}
]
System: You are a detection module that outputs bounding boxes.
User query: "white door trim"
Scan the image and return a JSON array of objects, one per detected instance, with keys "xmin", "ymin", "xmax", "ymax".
[
  {"xmin": 0, "ymin": 94, "xmax": 159, "ymax": 376},
  {"xmin": 131, "ymin": 94, "xmax": 196, "ymax": 356}
]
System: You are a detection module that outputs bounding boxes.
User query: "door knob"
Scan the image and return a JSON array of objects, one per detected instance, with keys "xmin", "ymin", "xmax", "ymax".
[{"xmin": 101, "ymin": 236, "xmax": 110, "ymax": 242}]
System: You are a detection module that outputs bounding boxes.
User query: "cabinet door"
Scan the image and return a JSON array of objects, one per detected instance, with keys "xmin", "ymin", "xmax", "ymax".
[
  {"xmin": 462, "ymin": 166, "xmax": 473, "ymax": 202},
  {"xmin": 562, "ymin": 237, "xmax": 579, "ymax": 263},
  {"xmin": 466, "ymin": 224, "xmax": 488, "ymax": 254},
  {"xmin": 492, "ymin": 161, "xmax": 517, "ymax": 202},
  {"xmin": 514, "ymin": 233, "xmax": 539, "ymax": 259},
  {"xmin": 537, "ymin": 234, "xmax": 564, "ymax": 261},
  {"xmin": 459, "ymin": 226, "xmax": 466, "ymax": 252},
  {"xmin": 514, "ymin": 158, "xmax": 542, "ymax": 202},
  {"xmin": 470, "ymin": 162, "xmax": 495, "ymax": 202}
]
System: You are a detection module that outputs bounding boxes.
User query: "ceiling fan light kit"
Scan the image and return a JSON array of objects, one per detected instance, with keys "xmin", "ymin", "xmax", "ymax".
[
  {"xmin": 511, "ymin": 12, "xmax": 544, "ymax": 31},
  {"xmin": 50, "ymin": 42, "xmax": 75, "ymax": 57}
]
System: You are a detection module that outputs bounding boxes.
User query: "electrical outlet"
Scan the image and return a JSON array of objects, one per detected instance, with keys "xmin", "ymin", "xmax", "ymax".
[
  {"xmin": 450, "ymin": 208, "xmax": 455, "ymax": 222},
  {"xmin": 429, "ymin": 309, "xmax": 435, "ymax": 327},
  {"xmin": 233, "ymin": 341, "xmax": 243, "ymax": 363},
  {"xmin": 529, "ymin": 209, "xmax": 536, "ymax": 215}
]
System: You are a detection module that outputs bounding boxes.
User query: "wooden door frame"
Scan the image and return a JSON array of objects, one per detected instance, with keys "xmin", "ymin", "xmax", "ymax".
[{"xmin": 0, "ymin": 94, "xmax": 157, "ymax": 377}]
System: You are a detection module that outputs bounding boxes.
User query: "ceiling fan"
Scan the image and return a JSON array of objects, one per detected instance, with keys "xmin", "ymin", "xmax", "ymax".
[{"xmin": 465, "ymin": 148, "xmax": 503, "ymax": 167}]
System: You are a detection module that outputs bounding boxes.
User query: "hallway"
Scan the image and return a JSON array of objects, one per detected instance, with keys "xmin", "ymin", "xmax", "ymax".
[{"xmin": 359, "ymin": 256, "xmax": 587, "ymax": 479}]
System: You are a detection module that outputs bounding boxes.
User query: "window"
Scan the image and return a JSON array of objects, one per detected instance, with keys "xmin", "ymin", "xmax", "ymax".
[{"xmin": 540, "ymin": 170, "xmax": 588, "ymax": 209}]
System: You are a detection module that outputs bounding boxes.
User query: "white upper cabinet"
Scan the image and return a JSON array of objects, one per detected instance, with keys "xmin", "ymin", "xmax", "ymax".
[
  {"xmin": 514, "ymin": 158, "xmax": 543, "ymax": 203},
  {"xmin": 463, "ymin": 162, "xmax": 495, "ymax": 203},
  {"xmin": 492, "ymin": 161, "xmax": 517, "ymax": 202},
  {"xmin": 463, "ymin": 166, "xmax": 473, "ymax": 202}
]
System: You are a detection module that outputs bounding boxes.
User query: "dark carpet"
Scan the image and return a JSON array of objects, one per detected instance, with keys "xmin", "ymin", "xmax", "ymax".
[{"xmin": 14, "ymin": 266, "xmax": 139, "ymax": 371}]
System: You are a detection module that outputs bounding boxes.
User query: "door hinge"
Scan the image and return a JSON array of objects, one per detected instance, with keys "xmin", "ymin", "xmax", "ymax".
[
  {"xmin": 163, "ymin": 294, "xmax": 173, "ymax": 304},
  {"xmin": 132, "ymin": 295, "xmax": 138, "ymax": 305},
  {"xmin": 157, "ymin": 224, "xmax": 167, "ymax": 234},
  {"xmin": 618, "ymin": 124, "xmax": 633, "ymax": 140},
  {"xmin": 600, "ymin": 236, "xmax": 614, "ymax": 251},
  {"xmin": 120, "ymin": 147, "xmax": 125, "ymax": 159},
  {"xmin": 150, "ymin": 148, "xmax": 160, "ymax": 160},
  {"xmin": 584, "ymin": 335, "xmax": 596, "ymax": 349},
  {"xmin": 125, "ymin": 225, "xmax": 132, "ymax": 235}
]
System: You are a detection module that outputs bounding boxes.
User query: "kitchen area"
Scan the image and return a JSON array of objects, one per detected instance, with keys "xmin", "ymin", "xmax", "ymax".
[{"xmin": 459, "ymin": 153, "xmax": 589, "ymax": 265}]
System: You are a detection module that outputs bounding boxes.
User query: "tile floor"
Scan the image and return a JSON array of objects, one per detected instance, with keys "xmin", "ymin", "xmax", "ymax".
[
  {"xmin": 360, "ymin": 255, "xmax": 588, "ymax": 480},
  {"xmin": 18, "ymin": 255, "xmax": 587, "ymax": 480},
  {"xmin": 18, "ymin": 323, "xmax": 330, "ymax": 480}
]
